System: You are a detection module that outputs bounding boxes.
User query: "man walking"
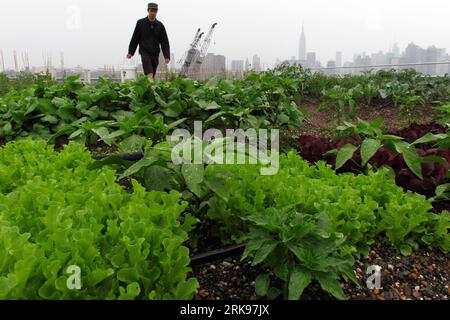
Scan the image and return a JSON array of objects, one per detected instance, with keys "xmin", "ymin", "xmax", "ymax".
[{"xmin": 127, "ymin": 3, "xmax": 170, "ymax": 79}]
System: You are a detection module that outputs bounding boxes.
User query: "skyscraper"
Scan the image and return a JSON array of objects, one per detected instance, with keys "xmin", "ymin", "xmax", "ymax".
[
  {"xmin": 392, "ymin": 43, "xmax": 400, "ymax": 57},
  {"xmin": 231, "ymin": 60, "xmax": 244, "ymax": 74},
  {"xmin": 170, "ymin": 53, "xmax": 175, "ymax": 69},
  {"xmin": 202, "ymin": 53, "xmax": 226, "ymax": 74},
  {"xmin": 252, "ymin": 54, "xmax": 261, "ymax": 72},
  {"xmin": 298, "ymin": 23, "xmax": 306, "ymax": 61},
  {"xmin": 306, "ymin": 52, "xmax": 316, "ymax": 68},
  {"xmin": 326, "ymin": 60, "xmax": 336, "ymax": 75},
  {"xmin": 335, "ymin": 52, "xmax": 342, "ymax": 67}
]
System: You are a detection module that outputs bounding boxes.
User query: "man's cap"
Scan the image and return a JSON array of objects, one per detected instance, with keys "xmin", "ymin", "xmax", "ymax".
[{"xmin": 148, "ymin": 3, "xmax": 158, "ymax": 9}]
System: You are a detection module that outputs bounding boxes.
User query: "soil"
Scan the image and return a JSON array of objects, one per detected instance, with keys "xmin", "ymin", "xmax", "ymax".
[
  {"xmin": 191, "ymin": 100, "xmax": 449, "ymax": 301},
  {"xmin": 296, "ymin": 97, "xmax": 440, "ymax": 138},
  {"xmin": 191, "ymin": 242, "xmax": 449, "ymax": 301}
]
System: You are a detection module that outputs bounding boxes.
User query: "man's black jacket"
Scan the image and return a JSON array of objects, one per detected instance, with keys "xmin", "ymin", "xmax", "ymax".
[{"xmin": 128, "ymin": 17, "xmax": 170, "ymax": 59}]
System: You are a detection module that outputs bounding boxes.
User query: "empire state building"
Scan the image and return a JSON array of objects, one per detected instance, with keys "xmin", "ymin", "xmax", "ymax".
[{"xmin": 299, "ymin": 23, "xmax": 306, "ymax": 61}]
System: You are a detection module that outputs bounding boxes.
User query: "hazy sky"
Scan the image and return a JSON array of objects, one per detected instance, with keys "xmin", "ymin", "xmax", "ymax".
[{"xmin": 1, "ymin": 0, "xmax": 449, "ymax": 69}]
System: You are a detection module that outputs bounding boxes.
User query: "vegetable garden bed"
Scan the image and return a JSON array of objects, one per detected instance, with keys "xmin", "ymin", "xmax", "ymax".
[{"xmin": 0, "ymin": 65, "xmax": 448, "ymax": 300}]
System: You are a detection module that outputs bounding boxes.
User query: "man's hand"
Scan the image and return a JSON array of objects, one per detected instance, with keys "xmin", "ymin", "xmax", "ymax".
[
  {"xmin": 126, "ymin": 54, "xmax": 133, "ymax": 59},
  {"xmin": 165, "ymin": 58, "xmax": 170, "ymax": 65}
]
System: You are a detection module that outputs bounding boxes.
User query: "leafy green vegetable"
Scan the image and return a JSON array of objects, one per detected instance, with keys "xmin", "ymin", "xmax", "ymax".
[
  {"xmin": 203, "ymin": 152, "xmax": 449, "ymax": 300},
  {"xmin": 0, "ymin": 139, "xmax": 198, "ymax": 300},
  {"xmin": 0, "ymin": 74, "xmax": 305, "ymax": 146}
]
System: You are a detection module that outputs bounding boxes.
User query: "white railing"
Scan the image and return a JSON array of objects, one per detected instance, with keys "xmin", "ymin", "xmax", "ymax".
[
  {"xmin": 306, "ymin": 61, "xmax": 450, "ymax": 76},
  {"xmin": 3, "ymin": 61, "xmax": 449, "ymax": 83}
]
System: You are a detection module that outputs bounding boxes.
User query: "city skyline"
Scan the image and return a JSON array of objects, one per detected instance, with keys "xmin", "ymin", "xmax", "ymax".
[
  {"xmin": 1, "ymin": 0, "xmax": 450, "ymax": 71},
  {"xmin": 2, "ymin": 38, "xmax": 449, "ymax": 77}
]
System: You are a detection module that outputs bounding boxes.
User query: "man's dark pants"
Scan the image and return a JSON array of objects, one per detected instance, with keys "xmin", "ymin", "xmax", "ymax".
[{"xmin": 141, "ymin": 52, "xmax": 159, "ymax": 78}]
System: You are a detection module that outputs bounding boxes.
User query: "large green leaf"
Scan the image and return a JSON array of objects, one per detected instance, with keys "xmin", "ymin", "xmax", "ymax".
[
  {"xmin": 204, "ymin": 177, "xmax": 230, "ymax": 202},
  {"xmin": 288, "ymin": 268, "xmax": 312, "ymax": 300},
  {"xmin": 87, "ymin": 155, "xmax": 133, "ymax": 170},
  {"xmin": 41, "ymin": 115, "xmax": 59, "ymax": 124},
  {"xmin": 68, "ymin": 128, "xmax": 84, "ymax": 140},
  {"xmin": 435, "ymin": 183, "xmax": 450, "ymax": 200},
  {"xmin": 394, "ymin": 141, "xmax": 423, "ymax": 179},
  {"xmin": 181, "ymin": 164, "xmax": 204, "ymax": 197},
  {"xmin": 277, "ymin": 113, "xmax": 290, "ymax": 125},
  {"xmin": 161, "ymin": 100, "xmax": 184, "ymax": 118},
  {"xmin": 166, "ymin": 118, "xmax": 188, "ymax": 131},
  {"xmin": 99, "ymin": 129, "xmax": 126, "ymax": 146},
  {"xmin": 119, "ymin": 156, "xmax": 158, "ymax": 180},
  {"xmin": 252, "ymin": 242, "xmax": 277, "ymax": 266},
  {"xmin": 411, "ymin": 133, "xmax": 446, "ymax": 146},
  {"xmin": 360, "ymin": 138, "xmax": 382, "ymax": 166},
  {"xmin": 2, "ymin": 122, "xmax": 12, "ymax": 136},
  {"xmin": 91, "ymin": 127, "xmax": 111, "ymax": 144},
  {"xmin": 255, "ymin": 274, "xmax": 270, "ymax": 297},
  {"xmin": 316, "ymin": 273, "xmax": 347, "ymax": 300},
  {"xmin": 143, "ymin": 165, "xmax": 173, "ymax": 191},
  {"xmin": 118, "ymin": 135, "xmax": 147, "ymax": 154},
  {"xmin": 197, "ymin": 100, "xmax": 222, "ymax": 110},
  {"xmin": 205, "ymin": 111, "xmax": 228, "ymax": 125},
  {"xmin": 335, "ymin": 144, "xmax": 357, "ymax": 170}
]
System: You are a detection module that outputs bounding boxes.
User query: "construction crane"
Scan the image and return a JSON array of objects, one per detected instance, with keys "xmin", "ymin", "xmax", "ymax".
[
  {"xmin": 194, "ymin": 23, "xmax": 218, "ymax": 66},
  {"xmin": 178, "ymin": 28, "xmax": 201, "ymax": 66},
  {"xmin": 179, "ymin": 28, "xmax": 204, "ymax": 76},
  {"xmin": 179, "ymin": 23, "xmax": 218, "ymax": 76}
]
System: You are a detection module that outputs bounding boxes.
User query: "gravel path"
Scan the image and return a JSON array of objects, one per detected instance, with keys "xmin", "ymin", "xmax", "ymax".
[{"xmin": 191, "ymin": 242, "xmax": 449, "ymax": 300}]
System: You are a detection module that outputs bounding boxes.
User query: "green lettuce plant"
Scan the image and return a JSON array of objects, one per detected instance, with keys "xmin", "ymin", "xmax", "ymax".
[
  {"xmin": 0, "ymin": 139, "xmax": 198, "ymax": 299},
  {"xmin": 203, "ymin": 152, "xmax": 449, "ymax": 299}
]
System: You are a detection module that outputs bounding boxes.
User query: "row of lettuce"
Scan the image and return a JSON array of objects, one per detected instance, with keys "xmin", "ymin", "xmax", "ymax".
[
  {"xmin": 0, "ymin": 139, "xmax": 448, "ymax": 299},
  {"xmin": 272, "ymin": 65, "xmax": 449, "ymax": 121},
  {"xmin": 1, "ymin": 67, "xmax": 449, "ymax": 148},
  {"xmin": 0, "ymin": 73, "xmax": 304, "ymax": 147},
  {"xmin": 296, "ymin": 118, "xmax": 450, "ymax": 208},
  {"xmin": 0, "ymin": 69, "xmax": 449, "ymax": 300}
]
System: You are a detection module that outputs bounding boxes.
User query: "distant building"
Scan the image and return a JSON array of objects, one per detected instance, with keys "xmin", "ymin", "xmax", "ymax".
[
  {"xmin": 298, "ymin": 23, "xmax": 306, "ymax": 61},
  {"xmin": 245, "ymin": 58, "xmax": 250, "ymax": 72},
  {"xmin": 335, "ymin": 51, "xmax": 342, "ymax": 67},
  {"xmin": 343, "ymin": 61, "xmax": 354, "ymax": 75},
  {"xmin": 201, "ymin": 53, "xmax": 226, "ymax": 77},
  {"xmin": 343, "ymin": 42, "xmax": 449, "ymax": 75},
  {"xmin": 424, "ymin": 46, "xmax": 445, "ymax": 75},
  {"xmin": 436, "ymin": 54, "xmax": 450, "ymax": 75},
  {"xmin": 252, "ymin": 54, "xmax": 261, "ymax": 72},
  {"xmin": 231, "ymin": 60, "xmax": 244, "ymax": 75},
  {"xmin": 275, "ymin": 58, "xmax": 282, "ymax": 68},
  {"xmin": 392, "ymin": 42, "xmax": 400, "ymax": 58},
  {"xmin": 31, "ymin": 66, "xmax": 54, "ymax": 74},
  {"xmin": 335, "ymin": 51, "xmax": 342, "ymax": 74},
  {"xmin": 403, "ymin": 42, "xmax": 425, "ymax": 72},
  {"xmin": 326, "ymin": 60, "xmax": 336, "ymax": 75},
  {"xmin": 306, "ymin": 52, "xmax": 316, "ymax": 68},
  {"xmin": 170, "ymin": 53, "xmax": 175, "ymax": 70},
  {"xmin": 215, "ymin": 55, "xmax": 226, "ymax": 72},
  {"xmin": 353, "ymin": 53, "xmax": 372, "ymax": 73},
  {"xmin": 403, "ymin": 43, "xmax": 423, "ymax": 62},
  {"xmin": 371, "ymin": 50, "xmax": 387, "ymax": 72}
]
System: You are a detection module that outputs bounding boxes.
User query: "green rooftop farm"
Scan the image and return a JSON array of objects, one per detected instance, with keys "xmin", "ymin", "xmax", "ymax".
[{"xmin": 0, "ymin": 66, "xmax": 449, "ymax": 300}]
